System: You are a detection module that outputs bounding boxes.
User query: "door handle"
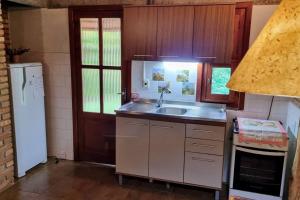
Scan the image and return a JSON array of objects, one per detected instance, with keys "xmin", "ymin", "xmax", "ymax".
[
  {"xmin": 127, "ymin": 122, "xmax": 148, "ymax": 126},
  {"xmin": 206, "ymin": 78, "xmax": 212, "ymax": 86},
  {"xmin": 134, "ymin": 54, "xmax": 153, "ymax": 57}
]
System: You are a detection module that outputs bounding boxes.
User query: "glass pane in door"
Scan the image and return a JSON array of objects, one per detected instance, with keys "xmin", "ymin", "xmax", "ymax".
[
  {"xmin": 102, "ymin": 18, "xmax": 121, "ymax": 67},
  {"xmin": 80, "ymin": 18, "xmax": 99, "ymax": 66},
  {"xmin": 211, "ymin": 67, "xmax": 231, "ymax": 95},
  {"xmin": 103, "ymin": 70, "xmax": 121, "ymax": 114},
  {"xmin": 82, "ymin": 69, "xmax": 101, "ymax": 113}
]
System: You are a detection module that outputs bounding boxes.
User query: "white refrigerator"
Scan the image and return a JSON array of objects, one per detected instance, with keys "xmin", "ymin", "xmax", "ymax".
[{"xmin": 9, "ymin": 63, "xmax": 47, "ymax": 177}]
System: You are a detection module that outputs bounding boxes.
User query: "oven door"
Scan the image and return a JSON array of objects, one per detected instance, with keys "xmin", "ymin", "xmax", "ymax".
[{"xmin": 231, "ymin": 146, "xmax": 287, "ymax": 197}]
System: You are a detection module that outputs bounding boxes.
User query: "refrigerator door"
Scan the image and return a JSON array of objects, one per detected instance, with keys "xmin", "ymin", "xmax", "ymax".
[{"xmin": 10, "ymin": 63, "xmax": 47, "ymax": 177}]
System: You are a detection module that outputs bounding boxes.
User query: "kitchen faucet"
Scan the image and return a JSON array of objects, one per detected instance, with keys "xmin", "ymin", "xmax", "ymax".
[{"xmin": 157, "ymin": 87, "xmax": 171, "ymax": 107}]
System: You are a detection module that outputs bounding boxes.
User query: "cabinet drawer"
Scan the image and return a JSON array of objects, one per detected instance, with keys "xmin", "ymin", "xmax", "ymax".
[
  {"xmin": 186, "ymin": 124, "xmax": 225, "ymax": 141},
  {"xmin": 185, "ymin": 138, "xmax": 224, "ymax": 155},
  {"xmin": 184, "ymin": 152, "xmax": 223, "ymax": 189}
]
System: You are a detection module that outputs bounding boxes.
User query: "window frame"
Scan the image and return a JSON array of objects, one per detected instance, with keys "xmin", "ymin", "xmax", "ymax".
[
  {"xmin": 78, "ymin": 12, "xmax": 123, "ymax": 115},
  {"xmin": 199, "ymin": 63, "xmax": 241, "ymax": 108}
]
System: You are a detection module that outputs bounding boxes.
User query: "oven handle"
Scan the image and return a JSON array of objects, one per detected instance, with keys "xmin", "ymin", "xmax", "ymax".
[{"xmin": 236, "ymin": 146, "xmax": 286, "ymax": 156}]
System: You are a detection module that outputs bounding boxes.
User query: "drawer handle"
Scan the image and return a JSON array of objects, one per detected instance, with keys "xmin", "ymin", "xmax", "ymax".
[
  {"xmin": 192, "ymin": 157, "xmax": 215, "ymax": 163},
  {"xmin": 116, "ymin": 135, "xmax": 138, "ymax": 138},
  {"xmin": 134, "ymin": 54, "xmax": 153, "ymax": 57},
  {"xmin": 151, "ymin": 124, "xmax": 173, "ymax": 129},
  {"xmin": 191, "ymin": 143, "xmax": 215, "ymax": 148},
  {"xmin": 192, "ymin": 129, "xmax": 214, "ymax": 134},
  {"xmin": 159, "ymin": 56, "xmax": 179, "ymax": 58},
  {"xmin": 127, "ymin": 122, "xmax": 148, "ymax": 126},
  {"xmin": 194, "ymin": 56, "xmax": 217, "ymax": 59}
]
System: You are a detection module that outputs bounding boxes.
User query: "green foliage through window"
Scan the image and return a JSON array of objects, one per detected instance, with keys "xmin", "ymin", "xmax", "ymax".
[
  {"xmin": 82, "ymin": 69, "xmax": 101, "ymax": 113},
  {"xmin": 211, "ymin": 67, "xmax": 231, "ymax": 95},
  {"xmin": 80, "ymin": 18, "xmax": 99, "ymax": 66},
  {"xmin": 102, "ymin": 18, "xmax": 121, "ymax": 67}
]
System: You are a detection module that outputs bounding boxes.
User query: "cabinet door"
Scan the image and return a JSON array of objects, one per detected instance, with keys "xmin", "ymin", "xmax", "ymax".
[
  {"xmin": 232, "ymin": 3, "xmax": 252, "ymax": 62},
  {"xmin": 116, "ymin": 117, "xmax": 149, "ymax": 177},
  {"xmin": 123, "ymin": 7, "xmax": 157, "ymax": 61},
  {"xmin": 193, "ymin": 5, "xmax": 235, "ymax": 64},
  {"xmin": 157, "ymin": 6, "xmax": 194, "ymax": 59},
  {"xmin": 149, "ymin": 120, "xmax": 185, "ymax": 182}
]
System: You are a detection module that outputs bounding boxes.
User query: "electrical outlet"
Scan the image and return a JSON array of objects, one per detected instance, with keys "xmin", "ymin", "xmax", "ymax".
[{"xmin": 143, "ymin": 79, "xmax": 150, "ymax": 88}]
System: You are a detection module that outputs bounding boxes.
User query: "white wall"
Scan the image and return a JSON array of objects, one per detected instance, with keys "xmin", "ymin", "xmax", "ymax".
[
  {"xmin": 9, "ymin": 8, "xmax": 74, "ymax": 160},
  {"xmin": 131, "ymin": 60, "xmax": 198, "ymax": 102},
  {"xmin": 286, "ymin": 100, "xmax": 300, "ymax": 137},
  {"xmin": 9, "ymin": 6, "xmax": 296, "ymax": 171},
  {"xmin": 41, "ymin": 9, "xmax": 73, "ymax": 160}
]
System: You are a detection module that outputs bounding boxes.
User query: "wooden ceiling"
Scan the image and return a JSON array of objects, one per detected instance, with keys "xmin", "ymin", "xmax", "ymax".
[{"xmin": 7, "ymin": 0, "xmax": 281, "ymax": 8}]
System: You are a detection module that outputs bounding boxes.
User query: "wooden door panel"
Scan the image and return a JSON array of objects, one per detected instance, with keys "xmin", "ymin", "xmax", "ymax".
[
  {"xmin": 80, "ymin": 117, "xmax": 116, "ymax": 164},
  {"xmin": 232, "ymin": 8, "xmax": 246, "ymax": 61},
  {"xmin": 69, "ymin": 6, "xmax": 124, "ymax": 164},
  {"xmin": 123, "ymin": 6, "xmax": 158, "ymax": 61},
  {"xmin": 193, "ymin": 5, "xmax": 235, "ymax": 64},
  {"xmin": 157, "ymin": 6, "xmax": 194, "ymax": 59},
  {"xmin": 232, "ymin": 2, "xmax": 252, "ymax": 62}
]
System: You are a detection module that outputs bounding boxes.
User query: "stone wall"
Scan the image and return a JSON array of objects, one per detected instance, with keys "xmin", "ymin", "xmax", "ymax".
[{"xmin": 0, "ymin": 2, "xmax": 14, "ymax": 193}]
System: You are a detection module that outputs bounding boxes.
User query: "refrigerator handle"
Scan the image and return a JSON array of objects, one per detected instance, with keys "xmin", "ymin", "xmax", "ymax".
[{"xmin": 21, "ymin": 67, "xmax": 27, "ymax": 104}]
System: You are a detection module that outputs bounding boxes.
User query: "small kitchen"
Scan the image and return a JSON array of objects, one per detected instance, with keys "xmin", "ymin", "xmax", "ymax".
[{"xmin": 0, "ymin": 0, "xmax": 299, "ymax": 200}]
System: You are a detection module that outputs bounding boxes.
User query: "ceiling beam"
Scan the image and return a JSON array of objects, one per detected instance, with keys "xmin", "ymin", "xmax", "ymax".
[
  {"xmin": 6, "ymin": 0, "xmax": 280, "ymax": 8},
  {"xmin": 7, "ymin": 0, "xmax": 47, "ymax": 7}
]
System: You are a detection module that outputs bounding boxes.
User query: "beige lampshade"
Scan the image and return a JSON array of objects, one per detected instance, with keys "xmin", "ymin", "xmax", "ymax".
[{"xmin": 227, "ymin": 0, "xmax": 300, "ymax": 97}]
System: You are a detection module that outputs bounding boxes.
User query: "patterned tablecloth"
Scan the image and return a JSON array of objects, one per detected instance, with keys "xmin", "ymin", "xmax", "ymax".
[{"xmin": 237, "ymin": 118, "xmax": 288, "ymax": 148}]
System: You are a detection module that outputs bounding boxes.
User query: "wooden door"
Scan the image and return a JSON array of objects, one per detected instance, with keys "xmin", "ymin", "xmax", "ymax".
[
  {"xmin": 149, "ymin": 120, "xmax": 185, "ymax": 182},
  {"xmin": 69, "ymin": 7, "xmax": 125, "ymax": 164},
  {"xmin": 193, "ymin": 4, "xmax": 235, "ymax": 64},
  {"xmin": 157, "ymin": 6, "xmax": 194, "ymax": 60},
  {"xmin": 123, "ymin": 6, "xmax": 158, "ymax": 61}
]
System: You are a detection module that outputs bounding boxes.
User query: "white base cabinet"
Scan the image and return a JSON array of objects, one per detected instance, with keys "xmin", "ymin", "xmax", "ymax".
[
  {"xmin": 116, "ymin": 117, "xmax": 225, "ymax": 191},
  {"xmin": 149, "ymin": 120, "xmax": 185, "ymax": 182},
  {"xmin": 116, "ymin": 117, "xmax": 150, "ymax": 177}
]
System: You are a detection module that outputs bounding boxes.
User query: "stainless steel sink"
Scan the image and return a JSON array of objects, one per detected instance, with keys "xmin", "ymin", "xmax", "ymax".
[
  {"xmin": 126, "ymin": 103, "xmax": 155, "ymax": 112},
  {"xmin": 156, "ymin": 107, "xmax": 187, "ymax": 115}
]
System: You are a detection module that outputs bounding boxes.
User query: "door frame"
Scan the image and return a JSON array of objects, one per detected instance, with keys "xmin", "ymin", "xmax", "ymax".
[{"xmin": 69, "ymin": 6, "xmax": 126, "ymax": 161}]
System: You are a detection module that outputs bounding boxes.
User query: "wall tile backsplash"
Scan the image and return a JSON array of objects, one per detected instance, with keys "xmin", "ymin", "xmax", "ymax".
[{"xmin": 131, "ymin": 60, "xmax": 199, "ymax": 102}]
